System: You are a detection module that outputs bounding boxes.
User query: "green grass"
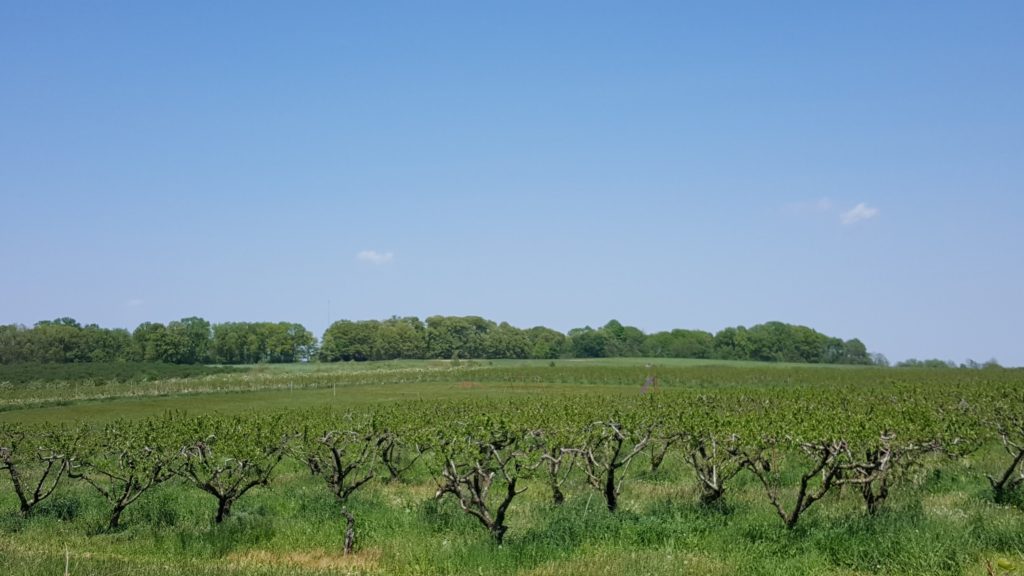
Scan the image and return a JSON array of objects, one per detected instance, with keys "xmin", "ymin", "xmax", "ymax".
[
  {"xmin": 0, "ymin": 381, "xmax": 631, "ymax": 424},
  {"xmin": 0, "ymin": 362, "xmax": 242, "ymax": 385},
  {"xmin": 0, "ymin": 357, "xmax": 920, "ymax": 421},
  {"xmin": 231, "ymin": 356, "xmax": 873, "ymax": 375},
  {"xmin": 1, "ymin": 442, "xmax": 1022, "ymax": 575},
  {"xmin": 1, "ymin": 359, "xmax": 1022, "ymax": 575}
]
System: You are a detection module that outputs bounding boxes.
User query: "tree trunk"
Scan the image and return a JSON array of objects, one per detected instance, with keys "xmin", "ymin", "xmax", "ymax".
[
  {"xmin": 650, "ymin": 441, "xmax": 673, "ymax": 473},
  {"xmin": 699, "ymin": 485, "xmax": 724, "ymax": 506},
  {"xmin": 785, "ymin": 512, "xmax": 800, "ymax": 530},
  {"xmin": 861, "ymin": 478, "xmax": 888, "ymax": 515},
  {"xmin": 604, "ymin": 468, "xmax": 617, "ymax": 512},
  {"xmin": 989, "ymin": 448, "xmax": 1024, "ymax": 504},
  {"xmin": 551, "ymin": 483, "xmax": 565, "ymax": 505},
  {"xmin": 215, "ymin": 497, "xmax": 232, "ymax": 523},
  {"xmin": 8, "ymin": 466, "xmax": 33, "ymax": 517},
  {"xmin": 109, "ymin": 504, "xmax": 126, "ymax": 529},
  {"xmin": 342, "ymin": 509, "xmax": 356, "ymax": 555},
  {"xmin": 490, "ymin": 523, "xmax": 508, "ymax": 545},
  {"xmin": 650, "ymin": 451, "xmax": 665, "ymax": 473}
]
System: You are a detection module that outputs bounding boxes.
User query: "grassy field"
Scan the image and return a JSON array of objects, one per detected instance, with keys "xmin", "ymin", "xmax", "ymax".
[
  {"xmin": 0, "ymin": 357, "xmax": 898, "ymax": 420},
  {"xmin": 1, "ymin": 359, "xmax": 1022, "ymax": 575},
  {"xmin": 0, "ymin": 357, "xmax": 847, "ymax": 422}
]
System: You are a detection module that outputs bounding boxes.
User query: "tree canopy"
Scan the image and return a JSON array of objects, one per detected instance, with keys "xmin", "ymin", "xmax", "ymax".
[{"xmin": 1, "ymin": 315, "xmax": 988, "ymax": 368}]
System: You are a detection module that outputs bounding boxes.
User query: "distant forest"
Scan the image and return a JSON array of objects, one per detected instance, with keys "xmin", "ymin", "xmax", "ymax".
[{"xmin": 0, "ymin": 316, "xmax": 891, "ymax": 366}]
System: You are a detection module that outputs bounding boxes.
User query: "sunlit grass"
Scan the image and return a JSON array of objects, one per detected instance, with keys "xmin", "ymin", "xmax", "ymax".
[{"xmin": 1, "ymin": 360, "xmax": 1022, "ymax": 574}]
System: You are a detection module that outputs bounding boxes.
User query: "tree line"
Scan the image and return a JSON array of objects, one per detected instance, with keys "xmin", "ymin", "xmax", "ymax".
[
  {"xmin": 0, "ymin": 315, "xmax": 878, "ymax": 366},
  {"xmin": 0, "ymin": 317, "xmax": 315, "ymax": 365},
  {"xmin": 319, "ymin": 317, "xmax": 876, "ymax": 364}
]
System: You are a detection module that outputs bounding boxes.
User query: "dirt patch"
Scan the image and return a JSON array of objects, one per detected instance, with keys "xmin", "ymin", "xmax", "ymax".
[
  {"xmin": 227, "ymin": 548, "xmax": 381, "ymax": 574},
  {"xmin": 456, "ymin": 381, "xmax": 481, "ymax": 389}
]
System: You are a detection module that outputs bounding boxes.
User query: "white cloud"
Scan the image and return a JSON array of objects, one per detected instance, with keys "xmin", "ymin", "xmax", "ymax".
[
  {"xmin": 840, "ymin": 203, "xmax": 880, "ymax": 225},
  {"xmin": 356, "ymin": 250, "xmax": 394, "ymax": 265},
  {"xmin": 125, "ymin": 298, "xmax": 144, "ymax": 308}
]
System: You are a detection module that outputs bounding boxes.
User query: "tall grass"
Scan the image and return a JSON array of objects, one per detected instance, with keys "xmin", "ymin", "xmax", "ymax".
[{"xmin": 1, "ymin": 440, "xmax": 1022, "ymax": 575}]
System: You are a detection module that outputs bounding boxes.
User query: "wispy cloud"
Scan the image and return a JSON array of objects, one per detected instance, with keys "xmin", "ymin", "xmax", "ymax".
[
  {"xmin": 356, "ymin": 250, "xmax": 394, "ymax": 265},
  {"xmin": 811, "ymin": 197, "xmax": 833, "ymax": 212},
  {"xmin": 125, "ymin": 298, "xmax": 144, "ymax": 308},
  {"xmin": 784, "ymin": 197, "xmax": 833, "ymax": 215},
  {"xmin": 840, "ymin": 203, "xmax": 880, "ymax": 225}
]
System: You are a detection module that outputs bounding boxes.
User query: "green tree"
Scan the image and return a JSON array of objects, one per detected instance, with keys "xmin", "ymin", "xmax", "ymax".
[
  {"xmin": 30, "ymin": 318, "xmax": 88, "ymax": 363},
  {"xmin": 568, "ymin": 326, "xmax": 608, "ymax": 358},
  {"xmin": 81, "ymin": 325, "xmax": 132, "ymax": 362},
  {"xmin": 841, "ymin": 338, "xmax": 871, "ymax": 365},
  {"xmin": 132, "ymin": 322, "xmax": 168, "ymax": 362},
  {"xmin": 0, "ymin": 324, "xmax": 30, "ymax": 364},
  {"xmin": 425, "ymin": 316, "xmax": 494, "ymax": 359},
  {"xmin": 524, "ymin": 326, "xmax": 567, "ymax": 359},
  {"xmin": 483, "ymin": 322, "xmax": 531, "ymax": 359},
  {"xmin": 641, "ymin": 329, "xmax": 714, "ymax": 358},
  {"xmin": 601, "ymin": 320, "xmax": 646, "ymax": 357},
  {"xmin": 166, "ymin": 317, "xmax": 212, "ymax": 364},
  {"xmin": 373, "ymin": 317, "xmax": 426, "ymax": 360},
  {"xmin": 321, "ymin": 320, "xmax": 380, "ymax": 362},
  {"xmin": 713, "ymin": 326, "xmax": 752, "ymax": 360}
]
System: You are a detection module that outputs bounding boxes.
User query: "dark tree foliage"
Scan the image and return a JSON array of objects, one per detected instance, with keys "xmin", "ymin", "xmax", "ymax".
[
  {"xmin": 319, "ymin": 320, "xmax": 381, "ymax": 362},
  {"xmin": 0, "ymin": 320, "xmax": 131, "ymax": 364},
  {"xmin": 211, "ymin": 322, "xmax": 316, "ymax": 364},
  {"xmin": 896, "ymin": 358, "xmax": 958, "ymax": 369},
  {"xmin": 0, "ymin": 362, "xmax": 235, "ymax": 385},
  {"xmin": 567, "ymin": 326, "xmax": 609, "ymax": 358},
  {"xmin": 712, "ymin": 322, "xmax": 872, "ymax": 365},
  {"xmin": 641, "ymin": 329, "xmax": 714, "ymax": 359},
  {"xmin": 1, "ymin": 315, "xmax": 936, "ymax": 367},
  {"xmin": 0, "ymin": 318, "xmax": 315, "ymax": 366},
  {"xmin": 524, "ymin": 326, "xmax": 568, "ymax": 359}
]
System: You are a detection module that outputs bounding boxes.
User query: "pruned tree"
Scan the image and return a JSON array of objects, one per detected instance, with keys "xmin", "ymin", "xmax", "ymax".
[
  {"xmin": 743, "ymin": 433, "xmax": 900, "ymax": 528},
  {"xmin": 570, "ymin": 415, "xmax": 653, "ymax": 512},
  {"xmin": 176, "ymin": 413, "xmax": 291, "ymax": 523},
  {"xmin": 305, "ymin": 428, "xmax": 376, "ymax": 502},
  {"xmin": 432, "ymin": 413, "xmax": 529, "ymax": 544},
  {"xmin": 376, "ymin": 431, "xmax": 423, "ymax": 481},
  {"xmin": 669, "ymin": 393, "xmax": 750, "ymax": 506},
  {"xmin": 685, "ymin": 432, "xmax": 747, "ymax": 505},
  {"xmin": 373, "ymin": 412, "xmax": 424, "ymax": 482},
  {"xmin": 647, "ymin": 431, "xmax": 682, "ymax": 473},
  {"xmin": 68, "ymin": 418, "xmax": 176, "ymax": 529},
  {"xmin": 295, "ymin": 411, "xmax": 385, "ymax": 555},
  {"xmin": 842, "ymin": 432, "xmax": 941, "ymax": 515},
  {"xmin": 988, "ymin": 419, "xmax": 1024, "ymax": 503},
  {"xmin": 0, "ymin": 424, "xmax": 79, "ymax": 517},
  {"xmin": 743, "ymin": 437, "xmax": 849, "ymax": 529},
  {"xmin": 525, "ymin": 427, "xmax": 576, "ymax": 505}
]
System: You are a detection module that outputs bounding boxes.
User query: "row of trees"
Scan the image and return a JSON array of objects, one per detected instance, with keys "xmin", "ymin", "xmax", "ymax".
[
  {"xmin": 3, "ymin": 385, "xmax": 1021, "ymax": 546},
  {"xmin": 0, "ymin": 318, "xmax": 315, "ymax": 365},
  {"xmin": 2, "ymin": 316, "xmax": 876, "ymax": 365},
  {"xmin": 318, "ymin": 316, "xmax": 569, "ymax": 362},
  {"xmin": 895, "ymin": 358, "xmax": 1003, "ymax": 369},
  {"xmin": 321, "ymin": 317, "xmax": 874, "ymax": 365}
]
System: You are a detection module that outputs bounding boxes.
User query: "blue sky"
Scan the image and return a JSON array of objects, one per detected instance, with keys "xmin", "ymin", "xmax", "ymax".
[{"xmin": 2, "ymin": 2, "xmax": 1022, "ymax": 365}]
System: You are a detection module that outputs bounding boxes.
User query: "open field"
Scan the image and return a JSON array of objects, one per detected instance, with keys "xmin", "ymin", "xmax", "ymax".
[
  {"xmin": 0, "ymin": 358, "xmax": 854, "ymax": 421},
  {"xmin": 1, "ymin": 360, "xmax": 1022, "ymax": 575},
  {"xmin": 0, "ymin": 358, "xmax": 920, "ymax": 420}
]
